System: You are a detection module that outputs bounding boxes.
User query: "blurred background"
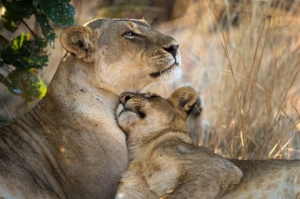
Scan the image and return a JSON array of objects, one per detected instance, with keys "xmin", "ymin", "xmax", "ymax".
[{"xmin": 1, "ymin": 0, "xmax": 300, "ymax": 160}]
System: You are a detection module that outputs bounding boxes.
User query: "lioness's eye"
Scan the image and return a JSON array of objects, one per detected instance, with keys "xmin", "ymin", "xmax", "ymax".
[{"xmin": 122, "ymin": 30, "xmax": 139, "ymax": 39}]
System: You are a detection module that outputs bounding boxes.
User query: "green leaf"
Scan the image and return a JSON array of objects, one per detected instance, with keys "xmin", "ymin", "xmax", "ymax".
[
  {"xmin": 8, "ymin": 0, "xmax": 34, "ymax": 18},
  {"xmin": 10, "ymin": 32, "xmax": 29, "ymax": 51},
  {"xmin": 1, "ymin": 0, "xmax": 34, "ymax": 32},
  {"xmin": 1, "ymin": 12, "xmax": 21, "ymax": 32},
  {"xmin": 33, "ymin": 0, "xmax": 75, "ymax": 25},
  {"xmin": 6, "ymin": 68, "xmax": 47, "ymax": 102},
  {"xmin": 1, "ymin": 33, "xmax": 48, "ymax": 70},
  {"xmin": 35, "ymin": 13, "xmax": 56, "ymax": 44}
]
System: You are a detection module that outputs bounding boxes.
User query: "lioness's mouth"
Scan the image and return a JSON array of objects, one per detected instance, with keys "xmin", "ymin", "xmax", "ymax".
[{"xmin": 150, "ymin": 63, "xmax": 178, "ymax": 78}]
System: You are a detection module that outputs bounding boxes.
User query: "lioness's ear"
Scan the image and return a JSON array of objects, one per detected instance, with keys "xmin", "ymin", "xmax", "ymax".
[
  {"xmin": 168, "ymin": 87, "xmax": 199, "ymax": 118},
  {"xmin": 60, "ymin": 26, "xmax": 99, "ymax": 62}
]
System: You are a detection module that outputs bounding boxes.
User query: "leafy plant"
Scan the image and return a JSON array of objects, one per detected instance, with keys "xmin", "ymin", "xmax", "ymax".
[{"xmin": 0, "ymin": 0, "xmax": 75, "ymax": 102}]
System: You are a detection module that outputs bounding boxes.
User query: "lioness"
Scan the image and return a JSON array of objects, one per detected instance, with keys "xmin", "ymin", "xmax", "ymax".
[
  {"xmin": 0, "ymin": 19, "xmax": 182, "ymax": 198},
  {"xmin": 115, "ymin": 86, "xmax": 243, "ymax": 199}
]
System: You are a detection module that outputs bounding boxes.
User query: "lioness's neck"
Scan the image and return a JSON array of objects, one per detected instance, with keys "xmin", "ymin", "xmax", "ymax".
[
  {"xmin": 45, "ymin": 55, "xmax": 119, "ymax": 119},
  {"xmin": 36, "ymin": 55, "xmax": 128, "ymax": 150}
]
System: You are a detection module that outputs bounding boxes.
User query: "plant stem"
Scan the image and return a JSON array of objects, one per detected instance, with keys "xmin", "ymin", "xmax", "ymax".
[{"xmin": 21, "ymin": 19, "xmax": 38, "ymax": 37}]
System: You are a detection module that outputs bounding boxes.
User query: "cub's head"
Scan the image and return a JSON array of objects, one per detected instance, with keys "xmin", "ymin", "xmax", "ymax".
[
  {"xmin": 116, "ymin": 87, "xmax": 200, "ymax": 141},
  {"xmin": 60, "ymin": 18, "xmax": 181, "ymax": 94}
]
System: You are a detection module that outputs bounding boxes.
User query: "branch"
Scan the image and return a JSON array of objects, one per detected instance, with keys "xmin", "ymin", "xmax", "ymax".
[{"xmin": 21, "ymin": 19, "xmax": 38, "ymax": 37}]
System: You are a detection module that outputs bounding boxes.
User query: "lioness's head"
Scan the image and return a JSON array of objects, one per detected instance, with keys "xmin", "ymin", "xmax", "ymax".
[
  {"xmin": 116, "ymin": 86, "xmax": 199, "ymax": 140},
  {"xmin": 60, "ymin": 18, "xmax": 181, "ymax": 94}
]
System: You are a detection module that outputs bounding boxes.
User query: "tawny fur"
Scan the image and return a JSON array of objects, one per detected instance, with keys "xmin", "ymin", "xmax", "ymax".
[
  {"xmin": 115, "ymin": 87, "xmax": 243, "ymax": 199},
  {"xmin": 0, "ymin": 18, "xmax": 181, "ymax": 199},
  {"xmin": 116, "ymin": 87, "xmax": 300, "ymax": 199},
  {"xmin": 220, "ymin": 159, "xmax": 300, "ymax": 199}
]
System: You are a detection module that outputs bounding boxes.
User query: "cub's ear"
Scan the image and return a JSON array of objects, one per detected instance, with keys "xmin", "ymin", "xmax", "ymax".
[
  {"xmin": 60, "ymin": 26, "xmax": 99, "ymax": 62},
  {"xmin": 168, "ymin": 86, "xmax": 200, "ymax": 118}
]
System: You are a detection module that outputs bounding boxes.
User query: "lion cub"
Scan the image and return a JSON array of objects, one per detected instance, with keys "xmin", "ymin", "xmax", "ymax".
[{"xmin": 115, "ymin": 87, "xmax": 242, "ymax": 199}]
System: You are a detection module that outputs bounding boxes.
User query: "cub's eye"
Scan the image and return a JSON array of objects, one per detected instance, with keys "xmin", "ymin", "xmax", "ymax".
[
  {"xmin": 144, "ymin": 93, "xmax": 160, "ymax": 98},
  {"xmin": 150, "ymin": 94, "xmax": 160, "ymax": 98},
  {"xmin": 122, "ymin": 30, "xmax": 139, "ymax": 39}
]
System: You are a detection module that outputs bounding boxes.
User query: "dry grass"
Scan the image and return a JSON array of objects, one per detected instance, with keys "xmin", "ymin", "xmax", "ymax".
[{"xmin": 156, "ymin": 0, "xmax": 300, "ymax": 160}]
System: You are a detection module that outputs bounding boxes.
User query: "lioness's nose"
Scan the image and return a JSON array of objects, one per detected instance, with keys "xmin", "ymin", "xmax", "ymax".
[
  {"xmin": 119, "ymin": 93, "xmax": 133, "ymax": 105},
  {"xmin": 163, "ymin": 44, "xmax": 179, "ymax": 58}
]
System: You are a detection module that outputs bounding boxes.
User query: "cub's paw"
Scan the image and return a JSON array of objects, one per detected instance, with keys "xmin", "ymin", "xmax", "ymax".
[{"xmin": 187, "ymin": 93, "xmax": 203, "ymax": 145}]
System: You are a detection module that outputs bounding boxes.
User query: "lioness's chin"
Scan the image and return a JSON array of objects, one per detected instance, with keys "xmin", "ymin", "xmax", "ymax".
[
  {"xmin": 170, "ymin": 64, "xmax": 182, "ymax": 82},
  {"xmin": 150, "ymin": 63, "xmax": 179, "ymax": 78},
  {"xmin": 150, "ymin": 64, "xmax": 182, "ymax": 84}
]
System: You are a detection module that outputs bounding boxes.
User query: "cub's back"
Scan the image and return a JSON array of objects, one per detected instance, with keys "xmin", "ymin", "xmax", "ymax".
[{"xmin": 143, "ymin": 133, "xmax": 242, "ymax": 198}]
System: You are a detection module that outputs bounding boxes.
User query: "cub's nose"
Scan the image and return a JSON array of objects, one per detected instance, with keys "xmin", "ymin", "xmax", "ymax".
[
  {"xmin": 163, "ymin": 44, "xmax": 179, "ymax": 58},
  {"xmin": 119, "ymin": 93, "xmax": 133, "ymax": 105}
]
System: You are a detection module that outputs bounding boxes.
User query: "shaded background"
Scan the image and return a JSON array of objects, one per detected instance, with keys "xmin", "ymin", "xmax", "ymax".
[{"xmin": 1, "ymin": 0, "xmax": 300, "ymax": 160}]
